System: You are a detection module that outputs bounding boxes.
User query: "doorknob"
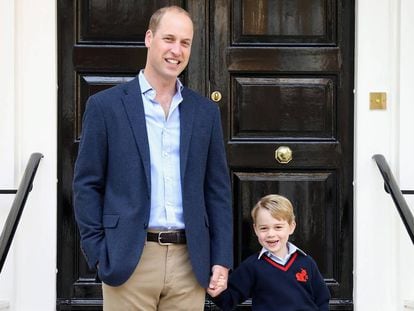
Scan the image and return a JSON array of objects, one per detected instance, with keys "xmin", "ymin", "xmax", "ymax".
[
  {"xmin": 210, "ymin": 91, "xmax": 222, "ymax": 102},
  {"xmin": 275, "ymin": 146, "xmax": 292, "ymax": 164}
]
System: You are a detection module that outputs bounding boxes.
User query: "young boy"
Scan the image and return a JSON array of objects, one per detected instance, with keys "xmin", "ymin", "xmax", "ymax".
[{"xmin": 208, "ymin": 194, "xmax": 330, "ymax": 310}]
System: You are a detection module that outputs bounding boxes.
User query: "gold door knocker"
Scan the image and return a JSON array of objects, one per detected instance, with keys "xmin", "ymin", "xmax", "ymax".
[{"xmin": 275, "ymin": 146, "xmax": 293, "ymax": 164}]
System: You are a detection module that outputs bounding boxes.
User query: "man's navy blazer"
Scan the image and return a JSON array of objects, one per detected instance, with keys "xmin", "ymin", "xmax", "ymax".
[{"xmin": 73, "ymin": 76, "xmax": 233, "ymax": 287}]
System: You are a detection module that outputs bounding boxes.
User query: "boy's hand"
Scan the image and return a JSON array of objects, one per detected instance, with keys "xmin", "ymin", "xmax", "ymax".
[
  {"xmin": 207, "ymin": 275, "xmax": 227, "ymax": 297},
  {"xmin": 207, "ymin": 265, "xmax": 228, "ymax": 297}
]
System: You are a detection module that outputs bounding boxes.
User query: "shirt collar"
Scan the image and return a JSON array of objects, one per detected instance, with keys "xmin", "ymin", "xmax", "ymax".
[
  {"xmin": 257, "ymin": 241, "xmax": 307, "ymax": 260},
  {"xmin": 138, "ymin": 70, "xmax": 183, "ymax": 100}
]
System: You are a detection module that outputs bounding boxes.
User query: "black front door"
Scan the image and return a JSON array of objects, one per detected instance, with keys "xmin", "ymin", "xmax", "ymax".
[
  {"xmin": 209, "ymin": 1, "xmax": 354, "ymax": 309},
  {"xmin": 58, "ymin": 1, "xmax": 354, "ymax": 310}
]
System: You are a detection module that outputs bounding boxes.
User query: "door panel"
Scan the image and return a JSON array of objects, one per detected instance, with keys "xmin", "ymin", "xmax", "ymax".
[
  {"xmin": 233, "ymin": 171, "xmax": 337, "ymax": 270},
  {"xmin": 58, "ymin": 0, "xmax": 354, "ymax": 309},
  {"xmin": 233, "ymin": 0, "xmax": 335, "ymax": 43},
  {"xmin": 77, "ymin": 1, "xmax": 156, "ymax": 43},
  {"xmin": 232, "ymin": 76, "xmax": 336, "ymax": 139}
]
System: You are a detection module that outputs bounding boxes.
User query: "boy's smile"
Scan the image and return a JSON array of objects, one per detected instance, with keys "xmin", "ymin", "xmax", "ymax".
[{"xmin": 253, "ymin": 208, "xmax": 296, "ymax": 259}]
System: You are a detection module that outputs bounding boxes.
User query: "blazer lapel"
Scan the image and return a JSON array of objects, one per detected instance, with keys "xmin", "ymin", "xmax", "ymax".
[
  {"xmin": 121, "ymin": 78, "xmax": 151, "ymax": 195},
  {"xmin": 180, "ymin": 88, "xmax": 196, "ymax": 183}
]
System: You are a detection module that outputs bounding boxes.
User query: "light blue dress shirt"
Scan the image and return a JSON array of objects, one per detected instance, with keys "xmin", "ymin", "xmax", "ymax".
[
  {"xmin": 138, "ymin": 71, "xmax": 184, "ymax": 229},
  {"xmin": 258, "ymin": 241, "xmax": 306, "ymax": 265}
]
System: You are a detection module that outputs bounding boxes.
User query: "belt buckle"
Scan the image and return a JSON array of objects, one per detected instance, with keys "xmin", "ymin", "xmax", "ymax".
[{"xmin": 158, "ymin": 231, "xmax": 173, "ymax": 246}]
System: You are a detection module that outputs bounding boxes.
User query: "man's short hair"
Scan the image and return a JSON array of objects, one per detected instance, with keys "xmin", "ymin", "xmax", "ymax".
[{"xmin": 148, "ymin": 6, "xmax": 192, "ymax": 33}]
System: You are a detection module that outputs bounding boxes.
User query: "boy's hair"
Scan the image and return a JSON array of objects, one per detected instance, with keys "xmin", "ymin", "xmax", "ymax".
[
  {"xmin": 148, "ymin": 6, "xmax": 192, "ymax": 33},
  {"xmin": 251, "ymin": 194, "xmax": 296, "ymax": 225}
]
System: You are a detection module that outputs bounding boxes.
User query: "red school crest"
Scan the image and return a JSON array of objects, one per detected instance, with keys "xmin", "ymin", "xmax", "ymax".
[{"xmin": 296, "ymin": 268, "xmax": 308, "ymax": 282}]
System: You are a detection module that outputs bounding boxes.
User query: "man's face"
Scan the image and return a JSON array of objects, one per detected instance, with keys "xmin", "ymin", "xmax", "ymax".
[{"xmin": 145, "ymin": 10, "xmax": 193, "ymax": 82}]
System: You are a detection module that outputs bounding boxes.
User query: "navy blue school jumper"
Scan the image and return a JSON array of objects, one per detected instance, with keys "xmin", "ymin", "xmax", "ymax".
[{"xmin": 212, "ymin": 250, "xmax": 330, "ymax": 311}]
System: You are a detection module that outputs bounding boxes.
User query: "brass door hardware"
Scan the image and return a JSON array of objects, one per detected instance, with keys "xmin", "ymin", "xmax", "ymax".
[
  {"xmin": 210, "ymin": 91, "xmax": 222, "ymax": 102},
  {"xmin": 275, "ymin": 146, "xmax": 292, "ymax": 164}
]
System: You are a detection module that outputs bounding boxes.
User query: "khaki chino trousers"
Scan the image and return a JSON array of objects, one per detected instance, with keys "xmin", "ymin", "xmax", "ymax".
[{"xmin": 102, "ymin": 241, "xmax": 205, "ymax": 311}]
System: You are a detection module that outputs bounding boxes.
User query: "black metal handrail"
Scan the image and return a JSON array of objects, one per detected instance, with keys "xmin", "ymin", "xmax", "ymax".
[
  {"xmin": 0, "ymin": 153, "xmax": 43, "ymax": 272},
  {"xmin": 373, "ymin": 154, "xmax": 414, "ymax": 244},
  {"xmin": 0, "ymin": 190, "xmax": 17, "ymax": 194}
]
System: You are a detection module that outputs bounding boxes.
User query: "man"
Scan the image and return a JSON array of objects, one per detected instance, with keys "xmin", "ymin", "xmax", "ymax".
[{"xmin": 73, "ymin": 5, "xmax": 233, "ymax": 310}]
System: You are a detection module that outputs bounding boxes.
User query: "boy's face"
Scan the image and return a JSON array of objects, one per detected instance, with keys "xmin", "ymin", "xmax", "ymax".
[{"xmin": 253, "ymin": 207, "xmax": 296, "ymax": 258}]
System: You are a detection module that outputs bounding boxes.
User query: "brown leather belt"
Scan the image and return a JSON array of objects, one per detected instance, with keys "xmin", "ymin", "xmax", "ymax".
[{"xmin": 147, "ymin": 230, "xmax": 186, "ymax": 245}]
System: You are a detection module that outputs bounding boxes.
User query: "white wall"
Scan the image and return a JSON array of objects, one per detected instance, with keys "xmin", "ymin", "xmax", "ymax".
[
  {"xmin": 0, "ymin": 0, "xmax": 57, "ymax": 310},
  {"xmin": 0, "ymin": 0, "xmax": 17, "ymax": 307},
  {"xmin": 398, "ymin": 0, "xmax": 414, "ymax": 308},
  {"xmin": 399, "ymin": 1, "xmax": 414, "ymax": 191},
  {"xmin": 355, "ymin": 0, "xmax": 414, "ymax": 310}
]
